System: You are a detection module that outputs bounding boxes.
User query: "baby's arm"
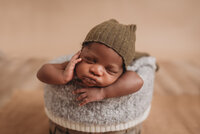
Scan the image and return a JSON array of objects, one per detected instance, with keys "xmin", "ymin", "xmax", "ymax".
[
  {"xmin": 74, "ymin": 70, "xmax": 143, "ymax": 106},
  {"xmin": 103, "ymin": 71, "xmax": 143, "ymax": 98},
  {"xmin": 37, "ymin": 51, "xmax": 81, "ymax": 84}
]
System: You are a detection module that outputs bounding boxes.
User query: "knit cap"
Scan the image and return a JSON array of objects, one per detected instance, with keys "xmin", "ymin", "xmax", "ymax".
[{"xmin": 82, "ymin": 19, "xmax": 136, "ymax": 67}]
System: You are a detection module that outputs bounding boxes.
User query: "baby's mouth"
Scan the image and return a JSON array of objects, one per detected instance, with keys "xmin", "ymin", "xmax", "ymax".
[{"xmin": 81, "ymin": 76, "xmax": 97, "ymax": 86}]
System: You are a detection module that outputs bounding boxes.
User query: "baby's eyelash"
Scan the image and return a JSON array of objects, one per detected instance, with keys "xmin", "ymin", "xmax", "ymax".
[{"xmin": 106, "ymin": 68, "xmax": 118, "ymax": 74}]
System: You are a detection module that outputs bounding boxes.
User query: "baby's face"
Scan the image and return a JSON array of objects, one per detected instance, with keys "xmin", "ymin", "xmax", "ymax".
[{"xmin": 75, "ymin": 42, "xmax": 124, "ymax": 87}]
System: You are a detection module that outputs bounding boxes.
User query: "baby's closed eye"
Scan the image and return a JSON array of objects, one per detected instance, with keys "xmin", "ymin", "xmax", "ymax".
[{"xmin": 105, "ymin": 66, "xmax": 118, "ymax": 74}]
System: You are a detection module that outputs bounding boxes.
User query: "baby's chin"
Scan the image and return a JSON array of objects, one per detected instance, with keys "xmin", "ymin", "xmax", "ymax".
[
  {"xmin": 82, "ymin": 82, "xmax": 109, "ymax": 88},
  {"xmin": 76, "ymin": 78, "xmax": 97, "ymax": 87},
  {"xmin": 77, "ymin": 79, "xmax": 108, "ymax": 88}
]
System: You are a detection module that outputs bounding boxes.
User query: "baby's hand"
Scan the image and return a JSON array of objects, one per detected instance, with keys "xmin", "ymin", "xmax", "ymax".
[
  {"xmin": 73, "ymin": 87, "xmax": 106, "ymax": 106},
  {"xmin": 63, "ymin": 51, "xmax": 82, "ymax": 83}
]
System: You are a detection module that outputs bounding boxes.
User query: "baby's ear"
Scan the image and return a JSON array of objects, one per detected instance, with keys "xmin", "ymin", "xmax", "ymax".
[{"xmin": 130, "ymin": 25, "xmax": 137, "ymax": 32}]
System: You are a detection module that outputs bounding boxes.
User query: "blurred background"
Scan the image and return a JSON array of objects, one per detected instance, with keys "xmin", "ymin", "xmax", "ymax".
[
  {"xmin": 0, "ymin": 0, "xmax": 199, "ymax": 134},
  {"xmin": 0, "ymin": 0, "xmax": 200, "ymax": 60}
]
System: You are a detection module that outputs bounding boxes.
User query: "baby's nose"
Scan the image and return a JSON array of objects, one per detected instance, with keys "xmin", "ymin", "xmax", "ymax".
[{"xmin": 89, "ymin": 65, "xmax": 103, "ymax": 76}]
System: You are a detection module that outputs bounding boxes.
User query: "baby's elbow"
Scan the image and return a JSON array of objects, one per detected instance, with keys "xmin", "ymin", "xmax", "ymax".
[
  {"xmin": 36, "ymin": 68, "xmax": 43, "ymax": 81},
  {"xmin": 136, "ymin": 77, "xmax": 144, "ymax": 92},
  {"xmin": 36, "ymin": 64, "xmax": 47, "ymax": 82},
  {"xmin": 139, "ymin": 77, "xmax": 144, "ymax": 88}
]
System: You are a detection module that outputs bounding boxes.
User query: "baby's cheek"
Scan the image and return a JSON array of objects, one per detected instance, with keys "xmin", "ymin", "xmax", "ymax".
[
  {"xmin": 75, "ymin": 62, "xmax": 88, "ymax": 75},
  {"xmin": 75, "ymin": 60, "xmax": 82, "ymax": 68},
  {"xmin": 102, "ymin": 76, "xmax": 117, "ymax": 86},
  {"xmin": 75, "ymin": 64, "xmax": 81, "ymax": 75}
]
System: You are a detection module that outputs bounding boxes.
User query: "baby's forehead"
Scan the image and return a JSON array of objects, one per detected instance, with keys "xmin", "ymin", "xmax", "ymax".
[{"xmin": 82, "ymin": 42, "xmax": 124, "ymax": 67}]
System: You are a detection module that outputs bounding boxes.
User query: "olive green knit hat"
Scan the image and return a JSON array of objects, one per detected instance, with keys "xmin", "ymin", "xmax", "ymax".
[{"xmin": 82, "ymin": 19, "xmax": 136, "ymax": 67}]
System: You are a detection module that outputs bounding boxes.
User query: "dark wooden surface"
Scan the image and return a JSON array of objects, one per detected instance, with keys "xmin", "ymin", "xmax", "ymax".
[{"xmin": 0, "ymin": 57, "xmax": 199, "ymax": 134}]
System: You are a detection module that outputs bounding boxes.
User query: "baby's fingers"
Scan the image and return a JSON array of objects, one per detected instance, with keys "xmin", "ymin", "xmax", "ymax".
[
  {"xmin": 67, "ymin": 51, "xmax": 82, "ymax": 68},
  {"xmin": 71, "ymin": 51, "xmax": 81, "ymax": 60},
  {"xmin": 77, "ymin": 93, "xmax": 87, "ymax": 101},
  {"xmin": 73, "ymin": 89, "xmax": 86, "ymax": 94},
  {"xmin": 79, "ymin": 98, "xmax": 90, "ymax": 106},
  {"xmin": 66, "ymin": 57, "xmax": 82, "ymax": 71},
  {"xmin": 71, "ymin": 58, "xmax": 82, "ymax": 66}
]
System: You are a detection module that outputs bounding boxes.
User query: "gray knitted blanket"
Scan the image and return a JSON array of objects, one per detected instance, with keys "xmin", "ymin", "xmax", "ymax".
[{"xmin": 44, "ymin": 55, "xmax": 156, "ymax": 130}]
